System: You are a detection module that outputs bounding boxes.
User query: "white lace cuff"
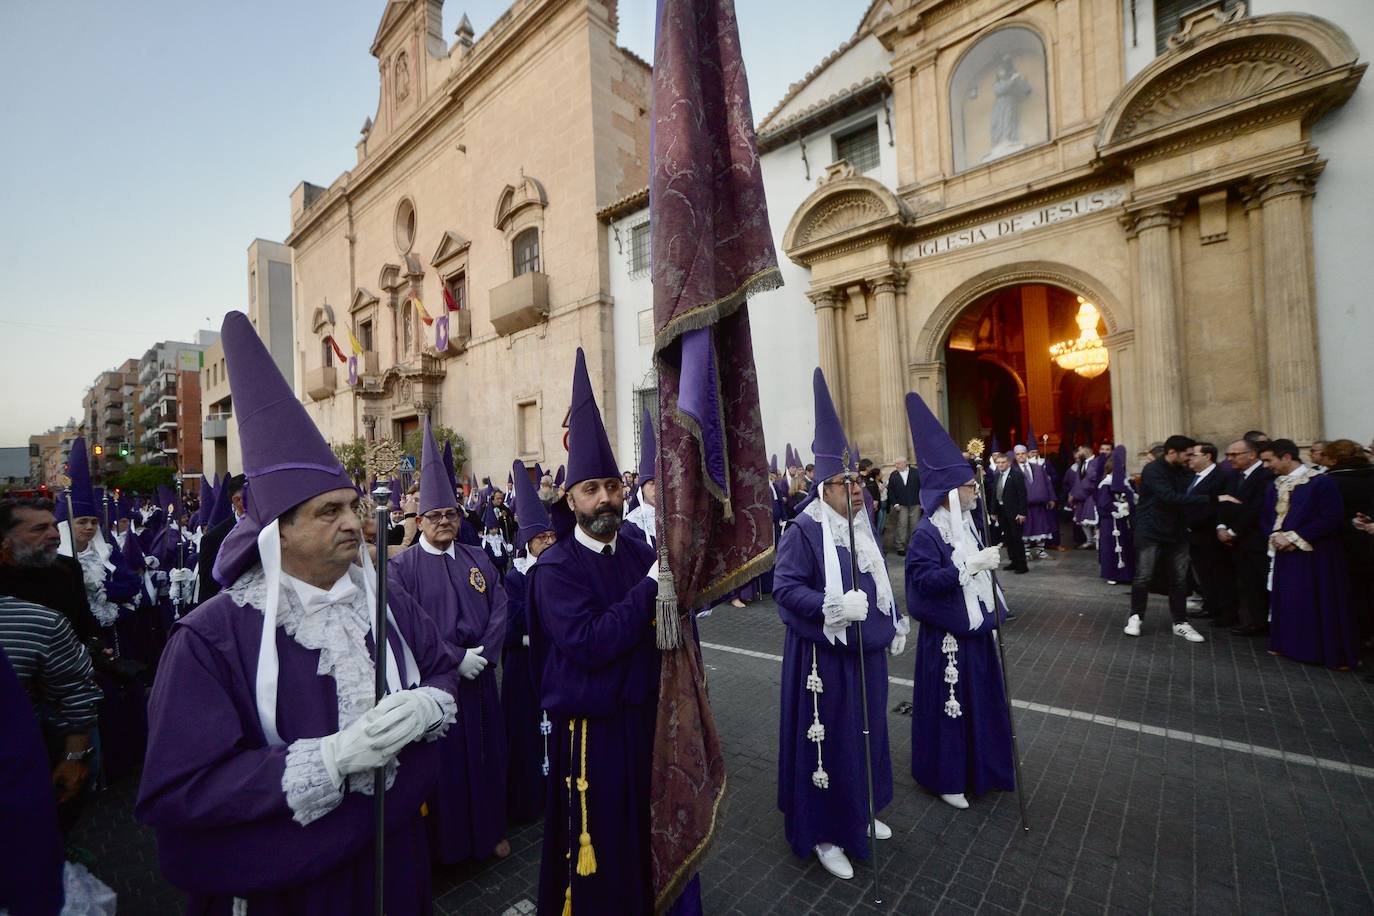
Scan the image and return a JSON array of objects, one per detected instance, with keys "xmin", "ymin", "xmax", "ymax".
[
  {"xmin": 820, "ymin": 594, "xmax": 849, "ymax": 646},
  {"xmin": 283, "ymin": 737, "xmax": 345, "ymax": 826},
  {"xmin": 954, "ymin": 561, "xmax": 972, "ymax": 588},
  {"xmin": 1283, "ymin": 530, "xmax": 1314, "ymax": 552},
  {"xmin": 415, "ymin": 685, "xmax": 457, "ymax": 740}
]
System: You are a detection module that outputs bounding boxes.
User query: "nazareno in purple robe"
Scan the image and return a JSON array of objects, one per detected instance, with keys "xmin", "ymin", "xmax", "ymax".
[
  {"xmin": 1095, "ymin": 482, "xmax": 1137, "ymax": 583},
  {"xmin": 1262, "ymin": 473, "xmax": 1359, "ymax": 670},
  {"xmin": 1066, "ymin": 462, "xmax": 1099, "ymax": 527},
  {"xmin": 388, "ymin": 539, "xmax": 509, "ymax": 863},
  {"xmin": 1021, "ymin": 463, "xmax": 1057, "ymax": 541},
  {"xmin": 135, "ymin": 574, "xmax": 458, "ymax": 916},
  {"xmin": 773, "ymin": 512, "xmax": 896, "ymax": 861},
  {"xmin": 904, "ymin": 518, "xmax": 1016, "ymax": 797},
  {"xmin": 527, "ymin": 532, "xmax": 702, "ymax": 916},
  {"xmin": 502, "ymin": 561, "xmax": 547, "ymax": 823}
]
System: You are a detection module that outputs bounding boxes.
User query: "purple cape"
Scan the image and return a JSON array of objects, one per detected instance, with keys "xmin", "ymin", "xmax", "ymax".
[{"xmin": 501, "ymin": 564, "xmax": 546, "ymax": 823}]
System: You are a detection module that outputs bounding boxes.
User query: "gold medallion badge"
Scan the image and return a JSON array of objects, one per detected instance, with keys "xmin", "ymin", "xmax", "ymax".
[{"xmin": 469, "ymin": 567, "xmax": 487, "ymax": 594}]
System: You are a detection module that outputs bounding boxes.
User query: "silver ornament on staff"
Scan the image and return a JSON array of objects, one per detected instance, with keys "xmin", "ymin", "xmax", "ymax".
[
  {"xmin": 841, "ymin": 469, "xmax": 884, "ymax": 907},
  {"xmin": 967, "ymin": 438, "xmax": 1030, "ymax": 833},
  {"xmin": 366, "ymin": 439, "xmax": 403, "ymax": 916}
]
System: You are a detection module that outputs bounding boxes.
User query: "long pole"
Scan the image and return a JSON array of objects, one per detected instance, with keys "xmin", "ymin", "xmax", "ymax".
[
  {"xmin": 371, "ymin": 483, "xmax": 391, "ymax": 916},
  {"xmin": 843, "ymin": 475, "xmax": 883, "ymax": 906},
  {"xmin": 973, "ymin": 463, "xmax": 1030, "ymax": 832}
]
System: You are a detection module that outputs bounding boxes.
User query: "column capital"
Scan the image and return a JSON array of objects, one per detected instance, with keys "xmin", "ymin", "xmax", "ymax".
[
  {"xmin": 866, "ymin": 270, "xmax": 906, "ymax": 297},
  {"xmin": 806, "ymin": 288, "xmax": 841, "ymax": 310},
  {"xmin": 1120, "ymin": 200, "xmax": 1184, "ymax": 238},
  {"xmin": 1250, "ymin": 164, "xmax": 1323, "ymax": 206}
]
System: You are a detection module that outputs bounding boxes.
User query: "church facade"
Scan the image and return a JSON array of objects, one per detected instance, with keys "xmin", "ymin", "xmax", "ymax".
[{"xmin": 286, "ymin": 0, "xmax": 648, "ymax": 478}]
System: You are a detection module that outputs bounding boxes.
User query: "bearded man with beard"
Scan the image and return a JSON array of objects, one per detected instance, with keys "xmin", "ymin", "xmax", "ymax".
[{"xmin": 0, "ymin": 497, "xmax": 99, "ymax": 646}]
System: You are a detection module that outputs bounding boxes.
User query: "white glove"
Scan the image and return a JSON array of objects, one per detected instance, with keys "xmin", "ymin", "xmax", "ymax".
[
  {"xmin": 966, "ymin": 547, "xmax": 1001, "ymax": 574},
  {"xmin": 319, "ymin": 707, "xmax": 391, "ymax": 789},
  {"xmin": 521, "ymin": 634, "xmax": 530, "ymax": 647},
  {"xmin": 366, "ymin": 690, "xmax": 442, "ymax": 755},
  {"xmin": 889, "ymin": 633, "xmax": 907, "ymax": 656},
  {"xmin": 457, "ymin": 646, "xmax": 489, "ymax": 680},
  {"xmin": 840, "ymin": 589, "xmax": 869, "ymax": 623},
  {"xmin": 822, "ymin": 600, "xmax": 849, "ymax": 630}
]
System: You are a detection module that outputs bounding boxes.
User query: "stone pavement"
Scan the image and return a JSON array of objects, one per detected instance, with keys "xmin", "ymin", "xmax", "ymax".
[{"xmin": 72, "ymin": 548, "xmax": 1374, "ymax": 914}]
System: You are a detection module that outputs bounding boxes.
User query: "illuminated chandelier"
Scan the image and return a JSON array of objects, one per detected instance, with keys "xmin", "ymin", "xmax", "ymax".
[{"xmin": 1049, "ymin": 298, "xmax": 1109, "ymax": 379}]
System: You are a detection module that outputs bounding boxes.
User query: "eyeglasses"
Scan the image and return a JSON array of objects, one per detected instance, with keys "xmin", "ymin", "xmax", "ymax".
[{"xmin": 422, "ymin": 510, "xmax": 460, "ymax": 523}]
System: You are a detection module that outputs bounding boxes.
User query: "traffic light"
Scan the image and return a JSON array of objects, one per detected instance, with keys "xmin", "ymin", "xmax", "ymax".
[
  {"xmin": 119, "ymin": 443, "xmax": 130, "ymax": 457},
  {"xmin": 93, "ymin": 444, "xmax": 104, "ymax": 456}
]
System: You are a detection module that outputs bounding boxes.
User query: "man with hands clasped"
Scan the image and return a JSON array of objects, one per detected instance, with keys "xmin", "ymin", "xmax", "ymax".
[{"xmin": 774, "ymin": 369, "xmax": 907, "ymax": 882}]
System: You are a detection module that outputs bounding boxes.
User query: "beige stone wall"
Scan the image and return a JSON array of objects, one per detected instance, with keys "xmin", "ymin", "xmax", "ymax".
[{"xmin": 287, "ymin": 0, "xmax": 647, "ymax": 478}]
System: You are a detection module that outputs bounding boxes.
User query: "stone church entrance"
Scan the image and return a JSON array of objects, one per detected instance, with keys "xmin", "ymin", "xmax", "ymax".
[{"xmin": 942, "ymin": 282, "xmax": 1113, "ymax": 455}]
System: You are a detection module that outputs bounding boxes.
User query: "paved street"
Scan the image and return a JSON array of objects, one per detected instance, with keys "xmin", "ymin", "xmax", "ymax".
[{"xmin": 73, "ymin": 548, "xmax": 1374, "ymax": 915}]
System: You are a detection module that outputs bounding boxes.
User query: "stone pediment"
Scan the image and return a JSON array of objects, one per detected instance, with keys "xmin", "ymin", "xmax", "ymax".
[
  {"xmin": 494, "ymin": 175, "xmax": 548, "ymax": 231},
  {"xmin": 350, "ymin": 288, "xmax": 380, "ymax": 314},
  {"xmin": 782, "ymin": 172, "xmax": 910, "ymax": 265},
  {"xmin": 370, "ymin": 0, "xmax": 410, "ymax": 57},
  {"xmin": 430, "ymin": 231, "xmax": 472, "ymax": 270},
  {"xmin": 1099, "ymin": 13, "xmax": 1361, "ymax": 150},
  {"xmin": 310, "ymin": 305, "xmax": 334, "ymax": 332},
  {"xmin": 379, "ymin": 262, "xmax": 405, "ymax": 292}
]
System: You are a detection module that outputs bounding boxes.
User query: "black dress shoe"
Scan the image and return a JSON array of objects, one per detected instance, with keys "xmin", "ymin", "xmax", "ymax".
[{"xmin": 1012, "ymin": 567, "xmax": 1029, "ymax": 574}]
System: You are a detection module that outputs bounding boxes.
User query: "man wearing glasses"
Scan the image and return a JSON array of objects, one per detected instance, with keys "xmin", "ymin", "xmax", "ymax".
[{"xmin": 388, "ymin": 418, "xmax": 512, "ymax": 864}]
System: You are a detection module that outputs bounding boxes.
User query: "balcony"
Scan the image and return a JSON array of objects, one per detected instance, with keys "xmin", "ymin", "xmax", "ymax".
[
  {"xmin": 304, "ymin": 366, "xmax": 337, "ymax": 401},
  {"xmin": 203, "ymin": 412, "xmax": 231, "ymax": 439},
  {"xmin": 433, "ymin": 310, "xmax": 472, "ymax": 356},
  {"xmin": 488, "ymin": 271, "xmax": 549, "ymax": 336}
]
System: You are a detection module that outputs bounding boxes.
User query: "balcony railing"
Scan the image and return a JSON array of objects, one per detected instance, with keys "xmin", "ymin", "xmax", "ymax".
[
  {"xmin": 489, "ymin": 271, "xmax": 550, "ymax": 336},
  {"xmin": 203, "ymin": 412, "xmax": 231, "ymax": 439},
  {"xmin": 304, "ymin": 366, "xmax": 337, "ymax": 402}
]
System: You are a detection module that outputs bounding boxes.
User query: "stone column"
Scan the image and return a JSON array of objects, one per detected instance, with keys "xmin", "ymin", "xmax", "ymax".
[
  {"xmin": 1256, "ymin": 167, "xmax": 1322, "ymax": 443},
  {"xmin": 870, "ymin": 273, "xmax": 908, "ymax": 463},
  {"xmin": 1019, "ymin": 285, "xmax": 1055, "ymax": 443},
  {"xmin": 1124, "ymin": 202, "xmax": 1186, "ymax": 444},
  {"xmin": 809, "ymin": 289, "xmax": 844, "ymax": 420}
]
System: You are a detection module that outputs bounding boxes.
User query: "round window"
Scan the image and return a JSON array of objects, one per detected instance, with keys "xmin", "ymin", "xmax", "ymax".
[{"xmin": 395, "ymin": 198, "xmax": 417, "ymax": 253}]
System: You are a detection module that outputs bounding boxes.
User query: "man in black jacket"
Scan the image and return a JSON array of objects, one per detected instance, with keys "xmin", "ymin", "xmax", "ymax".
[
  {"xmin": 0, "ymin": 498, "xmax": 97, "ymax": 645},
  {"xmin": 1217, "ymin": 439, "xmax": 1275, "ymax": 636},
  {"xmin": 1183, "ymin": 442, "xmax": 1235, "ymax": 626},
  {"xmin": 886, "ymin": 457, "xmax": 922, "ymax": 553},
  {"xmin": 989, "ymin": 453, "xmax": 1029, "ymax": 573},
  {"xmin": 1124, "ymin": 435, "xmax": 1231, "ymax": 642},
  {"xmin": 194, "ymin": 474, "xmax": 244, "ymax": 605}
]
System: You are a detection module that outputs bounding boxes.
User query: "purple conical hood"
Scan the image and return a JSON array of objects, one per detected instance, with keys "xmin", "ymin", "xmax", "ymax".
[
  {"xmin": 1110, "ymin": 445, "xmax": 1129, "ymax": 492},
  {"xmin": 156, "ymin": 485, "xmax": 179, "ymax": 517},
  {"xmin": 206, "ymin": 473, "xmax": 235, "ymax": 529},
  {"xmin": 564, "ymin": 348, "xmax": 619, "ymax": 487},
  {"xmin": 990, "ymin": 433, "xmax": 1001, "ymax": 455},
  {"xmin": 1025, "ymin": 421, "xmax": 1036, "ymax": 451},
  {"xmin": 212, "ymin": 310, "xmax": 353, "ymax": 586},
  {"xmin": 810, "ymin": 368, "xmax": 853, "ymax": 483},
  {"xmin": 637, "ymin": 408, "xmax": 657, "ymax": 484},
  {"xmin": 388, "ymin": 478, "xmax": 401, "ymax": 509},
  {"xmin": 905, "ymin": 392, "xmax": 976, "ymax": 515},
  {"xmin": 419, "ymin": 416, "xmax": 457, "ymax": 515},
  {"xmin": 770, "ymin": 453, "xmax": 779, "ymax": 475},
  {"xmin": 121, "ymin": 522, "xmax": 146, "ymax": 569},
  {"xmin": 59, "ymin": 437, "xmax": 98, "ymax": 519},
  {"xmin": 511, "ymin": 460, "xmax": 552, "ymax": 551},
  {"xmin": 442, "ymin": 439, "xmax": 458, "ymax": 493},
  {"xmin": 554, "ymin": 465, "xmax": 565, "ymax": 488},
  {"xmin": 482, "ymin": 505, "xmax": 499, "ymax": 530}
]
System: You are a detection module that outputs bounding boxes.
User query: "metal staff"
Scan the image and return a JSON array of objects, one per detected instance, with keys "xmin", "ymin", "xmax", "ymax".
[
  {"xmin": 371, "ymin": 481, "xmax": 391, "ymax": 916},
  {"xmin": 842, "ymin": 473, "xmax": 883, "ymax": 906},
  {"xmin": 967, "ymin": 440, "xmax": 1030, "ymax": 832}
]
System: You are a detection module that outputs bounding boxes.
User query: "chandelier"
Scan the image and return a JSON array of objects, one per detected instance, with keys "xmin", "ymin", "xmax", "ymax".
[{"xmin": 1049, "ymin": 298, "xmax": 1109, "ymax": 379}]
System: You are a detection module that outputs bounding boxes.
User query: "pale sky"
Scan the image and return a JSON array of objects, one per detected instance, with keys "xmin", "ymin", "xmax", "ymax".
[{"xmin": 0, "ymin": 0, "xmax": 867, "ymax": 445}]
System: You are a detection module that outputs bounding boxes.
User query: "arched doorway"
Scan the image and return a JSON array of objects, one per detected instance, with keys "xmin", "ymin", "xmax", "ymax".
[{"xmin": 942, "ymin": 282, "xmax": 1113, "ymax": 458}]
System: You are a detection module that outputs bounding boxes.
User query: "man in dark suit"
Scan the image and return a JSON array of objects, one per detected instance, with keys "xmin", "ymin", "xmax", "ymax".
[
  {"xmin": 1183, "ymin": 442, "xmax": 1234, "ymax": 626},
  {"xmin": 989, "ymin": 453, "xmax": 1029, "ymax": 573},
  {"xmin": 1217, "ymin": 439, "xmax": 1275, "ymax": 636},
  {"xmin": 885, "ymin": 456, "xmax": 922, "ymax": 553},
  {"xmin": 194, "ymin": 474, "xmax": 244, "ymax": 605}
]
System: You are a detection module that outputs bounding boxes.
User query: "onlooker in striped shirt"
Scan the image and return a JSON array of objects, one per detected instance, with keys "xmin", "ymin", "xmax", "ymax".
[{"xmin": 0, "ymin": 595, "xmax": 101, "ymax": 814}]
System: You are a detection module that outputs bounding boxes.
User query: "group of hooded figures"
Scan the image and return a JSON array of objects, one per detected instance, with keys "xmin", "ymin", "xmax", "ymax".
[{"xmin": 50, "ymin": 310, "xmax": 1021, "ymax": 916}]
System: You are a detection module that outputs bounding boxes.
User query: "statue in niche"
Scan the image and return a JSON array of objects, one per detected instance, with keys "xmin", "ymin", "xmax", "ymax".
[
  {"xmin": 970, "ymin": 55, "xmax": 1032, "ymax": 162},
  {"xmin": 395, "ymin": 51, "xmax": 411, "ymax": 101}
]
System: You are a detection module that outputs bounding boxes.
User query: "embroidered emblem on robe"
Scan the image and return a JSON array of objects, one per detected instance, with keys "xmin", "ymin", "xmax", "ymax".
[{"xmin": 469, "ymin": 567, "xmax": 487, "ymax": 594}]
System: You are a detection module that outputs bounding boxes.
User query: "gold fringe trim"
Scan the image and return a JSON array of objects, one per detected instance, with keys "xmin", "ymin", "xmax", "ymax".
[
  {"xmin": 652, "ymin": 267, "xmax": 783, "ymax": 355},
  {"xmin": 652, "ymin": 772, "xmax": 728, "ymax": 916},
  {"xmin": 694, "ymin": 544, "xmax": 776, "ymax": 611}
]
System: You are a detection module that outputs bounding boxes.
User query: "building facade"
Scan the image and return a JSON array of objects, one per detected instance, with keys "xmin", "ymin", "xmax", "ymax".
[
  {"xmin": 137, "ymin": 336, "xmax": 215, "ymax": 484},
  {"xmin": 287, "ymin": 0, "xmax": 649, "ymax": 477},
  {"xmin": 79, "ymin": 359, "xmax": 143, "ymax": 482}
]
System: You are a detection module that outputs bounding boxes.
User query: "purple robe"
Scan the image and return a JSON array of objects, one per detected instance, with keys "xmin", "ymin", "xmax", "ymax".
[
  {"xmin": 904, "ymin": 519, "xmax": 1015, "ymax": 796},
  {"xmin": 135, "ymin": 578, "xmax": 457, "ymax": 915},
  {"xmin": 528, "ymin": 533, "xmax": 701, "ymax": 916},
  {"xmin": 1021, "ymin": 463, "xmax": 1056, "ymax": 540},
  {"xmin": 502, "ymin": 564, "xmax": 546, "ymax": 823},
  {"xmin": 1095, "ymin": 484, "xmax": 1136, "ymax": 583},
  {"xmin": 773, "ymin": 513, "xmax": 896, "ymax": 860},
  {"xmin": 388, "ymin": 541, "xmax": 508, "ymax": 863},
  {"xmin": 1065, "ymin": 461, "xmax": 1099, "ymax": 527},
  {"xmin": 1262, "ymin": 474, "xmax": 1358, "ymax": 669}
]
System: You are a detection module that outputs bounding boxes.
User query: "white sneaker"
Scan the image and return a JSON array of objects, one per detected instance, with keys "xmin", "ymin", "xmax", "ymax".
[
  {"xmin": 866, "ymin": 818, "xmax": 892, "ymax": 840},
  {"xmin": 1106, "ymin": 580, "xmax": 1119, "ymax": 586},
  {"xmin": 939, "ymin": 793, "xmax": 969, "ymax": 810},
  {"xmin": 814, "ymin": 843, "xmax": 854, "ymax": 879},
  {"xmin": 1185, "ymin": 595, "xmax": 1203, "ymax": 609},
  {"xmin": 1123, "ymin": 614, "xmax": 1142, "ymax": 637},
  {"xmin": 1173, "ymin": 622, "xmax": 1206, "ymax": 643},
  {"xmin": 1037, "ymin": 548, "xmax": 1049, "ymax": 559}
]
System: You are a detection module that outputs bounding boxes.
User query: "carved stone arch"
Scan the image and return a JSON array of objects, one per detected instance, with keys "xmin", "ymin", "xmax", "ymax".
[
  {"xmin": 494, "ymin": 174, "xmax": 549, "ymax": 233},
  {"xmin": 378, "ymin": 262, "xmax": 404, "ymax": 294},
  {"xmin": 781, "ymin": 172, "xmax": 910, "ymax": 266},
  {"xmin": 915, "ymin": 261, "xmax": 1125, "ymax": 364},
  {"xmin": 310, "ymin": 304, "xmax": 335, "ymax": 333},
  {"xmin": 1097, "ymin": 13, "xmax": 1360, "ymax": 149}
]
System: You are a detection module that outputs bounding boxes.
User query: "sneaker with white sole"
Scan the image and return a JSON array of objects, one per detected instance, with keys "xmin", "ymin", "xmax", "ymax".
[
  {"xmin": 1173, "ymin": 622, "xmax": 1206, "ymax": 643},
  {"xmin": 939, "ymin": 793, "xmax": 969, "ymax": 810},
  {"xmin": 1123, "ymin": 614, "xmax": 1142, "ymax": 637},
  {"xmin": 814, "ymin": 843, "xmax": 854, "ymax": 879},
  {"xmin": 866, "ymin": 818, "xmax": 893, "ymax": 840}
]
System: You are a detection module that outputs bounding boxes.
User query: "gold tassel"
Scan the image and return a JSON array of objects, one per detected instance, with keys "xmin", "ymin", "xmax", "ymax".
[
  {"xmin": 574, "ymin": 718, "xmax": 597, "ymax": 876},
  {"xmin": 561, "ymin": 886, "xmax": 572, "ymax": 916}
]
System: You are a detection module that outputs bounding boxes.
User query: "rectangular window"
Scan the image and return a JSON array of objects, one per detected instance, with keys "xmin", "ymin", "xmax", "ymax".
[
  {"xmin": 321, "ymin": 339, "xmax": 334, "ymax": 368},
  {"xmin": 835, "ymin": 122, "xmax": 880, "ymax": 173},
  {"xmin": 359, "ymin": 319, "xmax": 374, "ymax": 352},
  {"xmin": 637, "ymin": 309, "xmax": 654, "ymax": 346},
  {"xmin": 629, "ymin": 222, "xmax": 651, "ymax": 274},
  {"xmin": 516, "ymin": 397, "xmax": 541, "ymax": 457},
  {"xmin": 444, "ymin": 272, "xmax": 467, "ymax": 311},
  {"xmin": 513, "ymin": 229, "xmax": 541, "ymax": 277}
]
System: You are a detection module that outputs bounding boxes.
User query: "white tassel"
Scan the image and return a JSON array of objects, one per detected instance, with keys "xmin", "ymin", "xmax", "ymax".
[
  {"xmin": 942, "ymin": 633, "xmax": 962, "ymax": 719},
  {"xmin": 808, "ymin": 646, "xmax": 828, "ymax": 789},
  {"xmin": 539, "ymin": 710, "xmax": 552, "ymax": 777}
]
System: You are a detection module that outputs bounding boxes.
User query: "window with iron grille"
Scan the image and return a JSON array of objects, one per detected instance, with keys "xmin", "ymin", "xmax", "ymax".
[
  {"xmin": 835, "ymin": 122, "xmax": 880, "ymax": 174},
  {"xmin": 513, "ymin": 228, "xmax": 541, "ymax": 277},
  {"xmin": 629, "ymin": 222, "xmax": 651, "ymax": 274}
]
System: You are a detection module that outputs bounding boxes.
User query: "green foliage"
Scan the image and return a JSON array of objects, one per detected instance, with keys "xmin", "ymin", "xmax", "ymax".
[
  {"xmin": 331, "ymin": 438, "xmax": 370, "ymax": 483},
  {"xmin": 401, "ymin": 426, "xmax": 468, "ymax": 476},
  {"xmin": 110, "ymin": 465, "xmax": 176, "ymax": 495}
]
